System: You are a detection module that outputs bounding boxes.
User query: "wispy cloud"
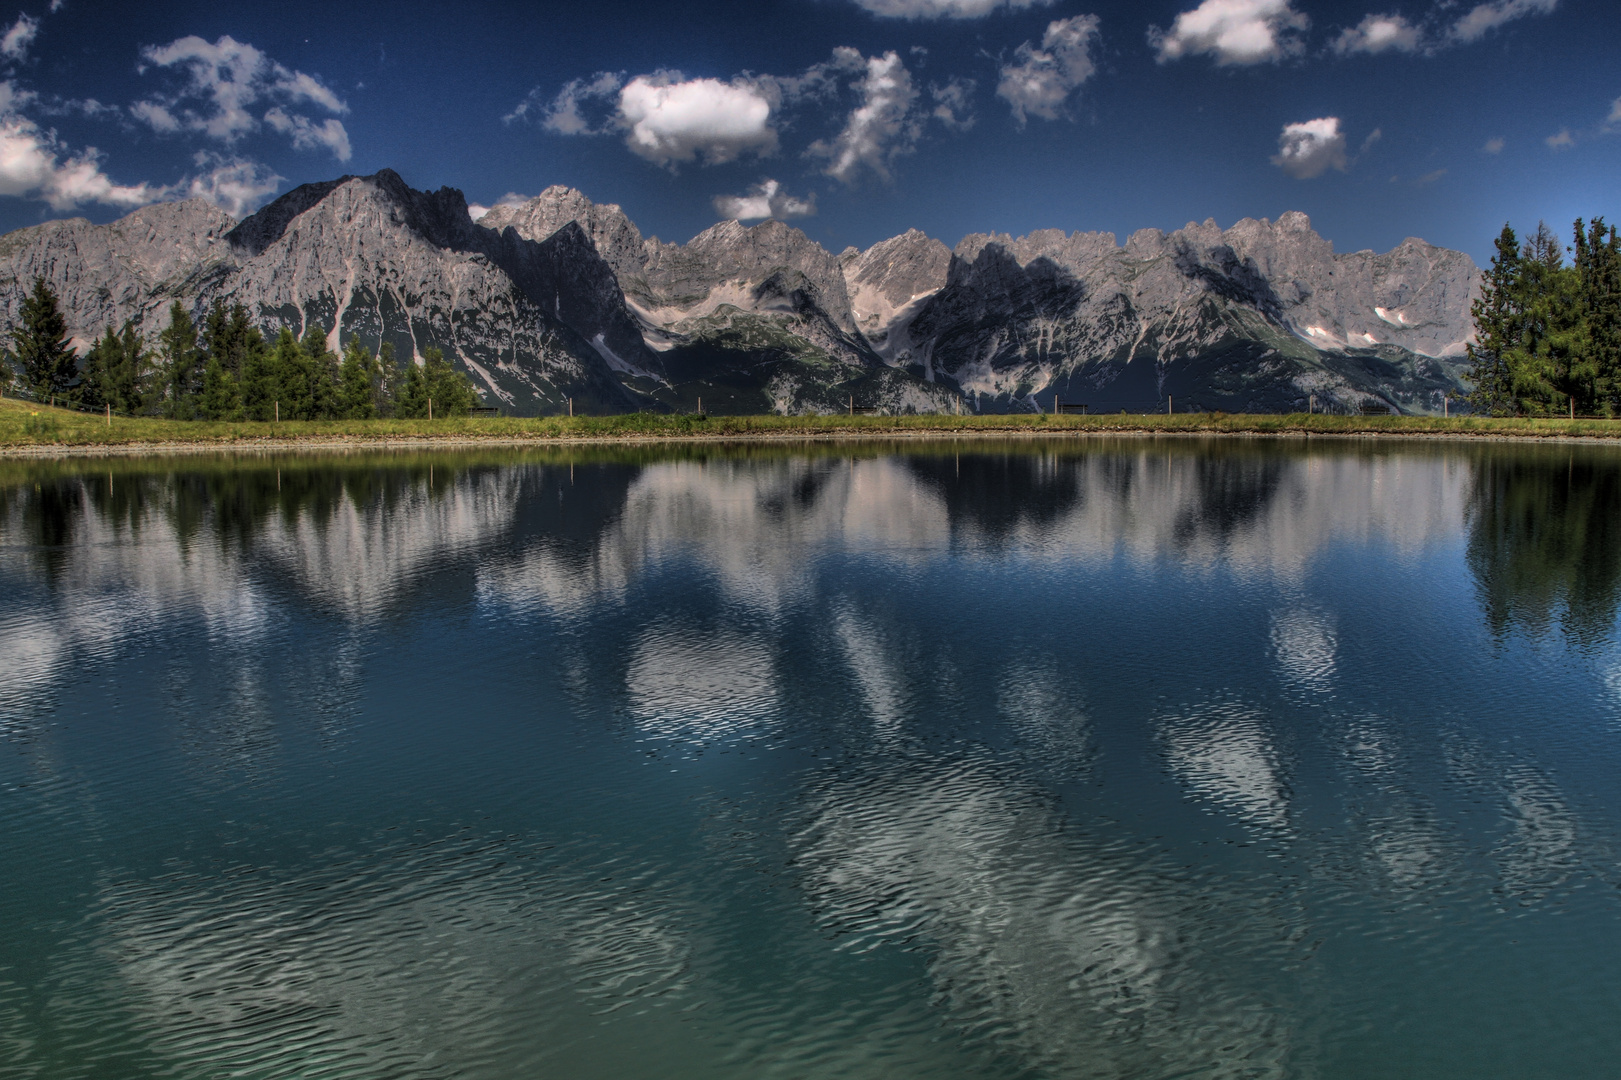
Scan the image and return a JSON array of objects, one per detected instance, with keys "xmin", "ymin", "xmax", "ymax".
[
  {"xmin": 133, "ymin": 35, "xmax": 351, "ymax": 160},
  {"xmin": 997, "ymin": 14, "xmax": 1099, "ymax": 125},
  {"xmin": 809, "ymin": 49, "xmax": 919, "ymax": 182},
  {"xmin": 848, "ymin": 0, "xmax": 1053, "ymax": 19},
  {"xmin": 1331, "ymin": 13, "xmax": 1421, "ymax": 55},
  {"xmin": 1450, "ymin": 0, "xmax": 1557, "ymax": 43},
  {"xmin": 1545, "ymin": 128, "xmax": 1574, "ymax": 150},
  {"xmin": 0, "ymin": 13, "xmax": 37, "ymax": 61},
  {"xmin": 1483, "ymin": 136, "xmax": 1505, "ymax": 153}
]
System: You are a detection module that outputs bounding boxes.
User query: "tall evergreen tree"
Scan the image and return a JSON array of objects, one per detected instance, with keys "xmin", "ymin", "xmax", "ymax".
[
  {"xmin": 1465, "ymin": 225, "xmax": 1522, "ymax": 416},
  {"xmin": 394, "ymin": 352, "xmax": 429, "ymax": 418},
  {"xmin": 1513, "ymin": 222, "xmax": 1588, "ymax": 415},
  {"xmin": 12, "ymin": 276, "xmax": 77, "ymax": 403},
  {"xmin": 337, "ymin": 337, "xmax": 378, "ymax": 419},
  {"xmin": 1576, "ymin": 217, "xmax": 1621, "ymax": 415},
  {"xmin": 158, "ymin": 302, "xmax": 203, "ymax": 419},
  {"xmin": 422, "ymin": 347, "xmax": 480, "ymax": 416},
  {"xmin": 300, "ymin": 325, "xmax": 340, "ymax": 419},
  {"xmin": 197, "ymin": 352, "xmax": 243, "ymax": 420},
  {"xmin": 377, "ymin": 342, "xmax": 402, "ymax": 417}
]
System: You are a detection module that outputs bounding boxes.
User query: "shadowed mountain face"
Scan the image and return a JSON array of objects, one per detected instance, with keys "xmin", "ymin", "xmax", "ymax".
[{"xmin": 0, "ymin": 173, "xmax": 1479, "ymax": 416}]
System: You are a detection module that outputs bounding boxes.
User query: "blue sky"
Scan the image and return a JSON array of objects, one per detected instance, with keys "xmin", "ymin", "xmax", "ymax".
[{"xmin": 0, "ymin": 0, "xmax": 1614, "ymax": 263}]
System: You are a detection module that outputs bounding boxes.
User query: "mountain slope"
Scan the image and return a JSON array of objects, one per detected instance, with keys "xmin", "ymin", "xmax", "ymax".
[{"xmin": 0, "ymin": 171, "xmax": 1480, "ymax": 416}]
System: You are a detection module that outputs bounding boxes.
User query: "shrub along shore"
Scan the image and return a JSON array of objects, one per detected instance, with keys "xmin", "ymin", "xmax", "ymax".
[{"xmin": 3, "ymin": 397, "xmax": 1620, "ymax": 454}]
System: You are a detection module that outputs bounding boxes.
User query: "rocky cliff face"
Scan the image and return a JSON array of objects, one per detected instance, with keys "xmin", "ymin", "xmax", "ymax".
[{"xmin": 0, "ymin": 171, "xmax": 1480, "ymax": 415}]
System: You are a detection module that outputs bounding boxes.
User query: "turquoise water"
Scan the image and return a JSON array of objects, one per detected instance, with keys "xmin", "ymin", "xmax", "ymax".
[{"xmin": 2, "ymin": 438, "xmax": 1619, "ymax": 1079}]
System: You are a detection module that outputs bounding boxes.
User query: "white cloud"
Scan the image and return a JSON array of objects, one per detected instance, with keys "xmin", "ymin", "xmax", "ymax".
[
  {"xmin": 0, "ymin": 111, "xmax": 161, "ymax": 210},
  {"xmin": 184, "ymin": 153, "xmax": 282, "ymax": 217},
  {"xmin": 997, "ymin": 14, "xmax": 1099, "ymax": 124},
  {"xmin": 810, "ymin": 50, "xmax": 918, "ymax": 182},
  {"xmin": 1484, "ymin": 136, "xmax": 1505, "ymax": 153},
  {"xmin": 1417, "ymin": 167, "xmax": 1446, "ymax": 184},
  {"xmin": 617, "ymin": 73, "xmax": 777, "ymax": 165},
  {"xmin": 1272, "ymin": 117, "xmax": 1348, "ymax": 178},
  {"xmin": 133, "ymin": 35, "xmax": 350, "ymax": 159},
  {"xmin": 1450, "ymin": 0, "xmax": 1557, "ymax": 43},
  {"xmin": 1151, "ymin": 0, "xmax": 1309, "ymax": 65},
  {"xmin": 467, "ymin": 192, "xmax": 529, "ymax": 221},
  {"xmin": 1545, "ymin": 128, "xmax": 1573, "ymax": 150},
  {"xmin": 930, "ymin": 77, "xmax": 975, "ymax": 129},
  {"xmin": 263, "ymin": 106, "xmax": 351, "ymax": 160},
  {"xmin": 712, "ymin": 178, "xmax": 816, "ymax": 220},
  {"xmin": 519, "ymin": 70, "xmax": 621, "ymax": 133},
  {"xmin": 1, "ymin": 13, "xmax": 37, "ymax": 60},
  {"xmin": 850, "ymin": 0, "xmax": 1053, "ymax": 18},
  {"xmin": 1331, "ymin": 13, "xmax": 1422, "ymax": 54},
  {"xmin": 1608, "ymin": 97, "xmax": 1621, "ymax": 124}
]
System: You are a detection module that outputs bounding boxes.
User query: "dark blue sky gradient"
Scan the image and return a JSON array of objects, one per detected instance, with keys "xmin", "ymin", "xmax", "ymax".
[{"xmin": 3, "ymin": 0, "xmax": 1616, "ymax": 263}]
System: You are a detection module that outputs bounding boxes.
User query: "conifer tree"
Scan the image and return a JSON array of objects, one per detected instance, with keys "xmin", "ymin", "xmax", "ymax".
[
  {"xmin": 394, "ymin": 352, "xmax": 428, "ymax": 418},
  {"xmin": 12, "ymin": 276, "xmax": 77, "ymax": 402},
  {"xmin": 1513, "ymin": 222, "xmax": 1588, "ymax": 415},
  {"xmin": 377, "ymin": 342, "xmax": 402, "ymax": 417},
  {"xmin": 337, "ymin": 337, "xmax": 378, "ymax": 419},
  {"xmin": 158, "ymin": 302, "xmax": 203, "ymax": 419},
  {"xmin": 1466, "ymin": 225, "xmax": 1522, "ymax": 416},
  {"xmin": 1576, "ymin": 218, "xmax": 1621, "ymax": 415},
  {"xmin": 300, "ymin": 325, "xmax": 340, "ymax": 419},
  {"xmin": 422, "ymin": 346, "xmax": 480, "ymax": 416},
  {"xmin": 197, "ymin": 352, "xmax": 243, "ymax": 420}
]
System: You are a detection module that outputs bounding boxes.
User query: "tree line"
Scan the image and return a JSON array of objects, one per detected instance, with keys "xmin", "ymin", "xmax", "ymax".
[
  {"xmin": 2, "ymin": 277, "xmax": 482, "ymax": 419},
  {"xmin": 1466, "ymin": 217, "xmax": 1621, "ymax": 417}
]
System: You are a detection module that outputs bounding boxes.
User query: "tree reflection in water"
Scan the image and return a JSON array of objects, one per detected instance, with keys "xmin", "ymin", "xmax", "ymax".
[{"xmin": 1466, "ymin": 445, "xmax": 1621, "ymax": 645}]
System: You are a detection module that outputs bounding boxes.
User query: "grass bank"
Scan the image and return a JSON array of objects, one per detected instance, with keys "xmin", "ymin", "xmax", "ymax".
[{"xmin": 3, "ymin": 396, "xmax": 1619, "ymax": 453}]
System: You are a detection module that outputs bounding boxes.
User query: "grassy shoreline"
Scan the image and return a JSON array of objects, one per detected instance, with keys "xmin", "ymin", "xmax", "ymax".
[{"xmin": 4, "ymin": 396, "xmax": 1620, "ymax": 455}]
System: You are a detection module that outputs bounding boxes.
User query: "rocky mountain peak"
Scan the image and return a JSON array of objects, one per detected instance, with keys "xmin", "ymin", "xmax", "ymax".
[
  {"xmin": 478, "ymin": 186, "xmax": 649, "ymax": 282},
  {"xmin": 226, "ymin": 169, "xmax": 480, "ymax": 258}
]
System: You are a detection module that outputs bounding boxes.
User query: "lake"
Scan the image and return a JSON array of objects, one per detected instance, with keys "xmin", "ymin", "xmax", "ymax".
[{"xmin": 2, "ymin": 437, "xmax": 1619, "ymax": 1079}]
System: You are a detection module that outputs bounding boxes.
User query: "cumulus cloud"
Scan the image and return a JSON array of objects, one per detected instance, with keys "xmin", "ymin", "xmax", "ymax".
[
  {"xmin": 849, "ymin": 0, "xmax": 1053, "ymax": 18},
  {"xmin": 810, "ymin": 50, "xmax": 919, "ymax": 182},
  {"xmin": 1331, "ymin": 13, "xmax": 1422, "ymax": 54},
  {"xmin": 184, "ymin": 153, "xmax": 282, "ymax": 217},
  {"xmin": 467, "ymin": 191, "xmax": 530, "ymax": 221},
  {"xmin": 1272, "ymin": 117, "xmax": 1348, "ymax": 178},
  {"xmin": 133, "ymin": 34, "xmax": 350, "ymax": 159},
  {"xmin": 712, "ymin": 178, "xmax": 816, "ymax": 220},
  {"xmin": 0, "ymin": 110, "xmax": 161, "ymax": 210},
  {"xmin": 1450, "ymin": 0, "xmax": 1557, "ymax": 43},
  {"xmin": 997, "ymin": 14, "xmax": 1099, "ymax": 124},
  {"xmin": 522, "ymin": 69, "xmax": 776, "ymax": 166},
  {"xmin": 1484, "ymin": 136, "xmax": 1505, "ymax": 153},
  {"xmin": 1, "ymin": 13, "xmax": 37, "ymax": 60},
  {"xmin": 1151, "ymin": 0, "xmax": 1309, "ymax": 65},
  {"xmin": 1545, "ymin": 128, "xmax": 1573, "ymax": 150},
  {"xmin": 618, "ymin": 73, "xmax": 777, "ymax": 165}
]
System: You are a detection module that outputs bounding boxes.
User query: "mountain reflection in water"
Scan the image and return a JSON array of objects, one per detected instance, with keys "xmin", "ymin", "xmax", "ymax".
[{"xmin": 2, "ymin": 439, "xmax": 1620, "ymax": 1080}]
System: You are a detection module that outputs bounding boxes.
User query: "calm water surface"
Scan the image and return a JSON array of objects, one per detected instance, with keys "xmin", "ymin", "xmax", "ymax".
[{"xmin": 2, "ymin": 438, "xmax": 1620, "ymax": 1079}]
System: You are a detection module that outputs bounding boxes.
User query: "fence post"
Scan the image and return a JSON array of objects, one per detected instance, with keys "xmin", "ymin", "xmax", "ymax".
[
  {"xmin": 568, "ymin": 396, "xmax": 573, "ymax": 418},
  {"xmin": 274, "ymin": 400, "xmax": 278, "ymax": 423},
  {"xmin": 105, "ymin": 402, "xmax": 110, "ymax": 427},
  {"xmin": 428, "ymin": 396, "xmax": 433, "ymax": 421},
  {"xmin": 849, "ymin": 395, "xmax": 854, "ymax": 416}
]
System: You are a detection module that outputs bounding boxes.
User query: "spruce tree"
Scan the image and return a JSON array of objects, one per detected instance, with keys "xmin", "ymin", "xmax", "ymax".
[
  {"xmin": 268, "ymin": 328, "xmax": 312, "ymax": 419},
  {"xmin": 158, "ymin": 302, "xmax": 203, "ymax": 419},
  {"xmin": 300, "ymin": 326, "xmax": 340, "ymax": 419},
  {"xmin": 337, "ymin": 338, "xmax": 378, "ymax": 419},
  {"xmin": 1513, "ymin": 222, "xmax": 1587, "ymax": 415},
  {"xmin": 394, "ymin": 353, "xmax": 428, "ymax": 418},
  {"xmin": 1466, "ymin": 225, "xmax": 1522, "ymax": 416},
  {"xmin": 377, "ymin": 342, "xmax": 401, "ymax": 417},
  {"xmin": 1576, "ymin": 218, "xmax": 1621, "ymax": 415},
  {"xmin": 197, "ymin": 353, "xmax": 243, "ymax": 420},
  {"xmin": 13, "ymin": 276, "xmax": 77, "ymax": 403},
  {"xmin": 422, "ymin": 347, "xmax": 480, "ymax": 416}
]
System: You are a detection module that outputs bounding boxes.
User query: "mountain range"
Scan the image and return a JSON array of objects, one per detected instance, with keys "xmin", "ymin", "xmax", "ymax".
[{"xmin": 0, "ymin": 169, "xmax": 1480, "ymax": 415}]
